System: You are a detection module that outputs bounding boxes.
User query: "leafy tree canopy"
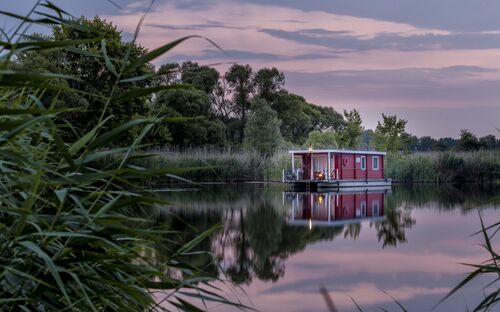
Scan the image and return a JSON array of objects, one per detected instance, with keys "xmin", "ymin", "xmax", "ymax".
[
  {"xmin": 374, "ymin": 113, "xmax": 410, "ymax": 152},
  {"xmin": 458, "ymin": 129, "xmax": 481, "ymax": 151},
  {"xmin": 304, "ymin": 130, "xmax": 338, "ymax": 149},
  {"xmin": 337, "ymin": 109, "xmax": 363, "ymax": 149},
  {"xmin": 153, "ymin": 89, "xmax": 226, "ymax": 148},
  {"xmin": 254, "ymin": 67, "xmax": 285, "ymax": 102},
  {"xmin": 181, "ymin": 61, "xmax": 221, "ymax": 94},
  {"xmin": 155, "ymin": 89, "xmax": 212, "ymax": 117},
  {"xmin": 243, "ymin": 98, "xmax": 283, "ymax": 156},
  {"xmin": 14, "ymin": 16, "xmax": 153, "ymax": 140}
]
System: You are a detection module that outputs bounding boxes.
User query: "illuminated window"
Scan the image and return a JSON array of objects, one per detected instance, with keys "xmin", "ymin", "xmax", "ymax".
[{"xmin": 372, "ymin": 156, "xmax": 379, "ymax": 170}]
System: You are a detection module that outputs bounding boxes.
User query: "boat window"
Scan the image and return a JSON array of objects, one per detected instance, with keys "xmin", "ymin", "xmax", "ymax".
[
  {"xmin": 372, "ymin": 200, "xmax": 380, "ymax": 216},
  {"xmin": 360, "ymin": 156, "xmax": 366, "ymax": 170},
  {"xmin": 372, "ymin": 156, "xmax": 379, "ymax": 170}
]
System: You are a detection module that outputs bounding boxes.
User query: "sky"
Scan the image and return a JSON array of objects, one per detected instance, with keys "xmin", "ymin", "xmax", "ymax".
[{"xmin": 3, "ymin": 0, "xmax": 500, "ymax": 137}]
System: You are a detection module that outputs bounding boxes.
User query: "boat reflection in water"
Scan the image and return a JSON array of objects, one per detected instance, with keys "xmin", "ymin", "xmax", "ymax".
[{"xmin": 285, "ymin": 190, "xmax": 388, "ymax": 228}]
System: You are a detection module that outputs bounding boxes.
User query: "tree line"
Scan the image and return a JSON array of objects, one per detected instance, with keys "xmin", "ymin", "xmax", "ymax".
[
  {"xmin": 12, "ymin": 16, "xmax": 498, "ymax": 156},
  {"xmin": 361, "ymin": 127, "xmax": 500, "ymax": 153}
]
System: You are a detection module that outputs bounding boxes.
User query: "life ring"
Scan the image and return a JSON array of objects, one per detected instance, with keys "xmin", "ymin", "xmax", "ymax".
[{"xmin": 343, "ymin": 157, "xmax": 349, "ymax": 166}]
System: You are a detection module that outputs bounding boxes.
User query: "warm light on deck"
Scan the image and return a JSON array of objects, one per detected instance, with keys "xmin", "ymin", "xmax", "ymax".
[{"xmin": 314, "ymin": 171, "xmax": 325, "ymax": 180}]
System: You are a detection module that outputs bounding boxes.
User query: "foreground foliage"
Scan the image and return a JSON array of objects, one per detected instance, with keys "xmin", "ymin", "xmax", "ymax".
[
  {"xmin": 0, "ymin": 2, "xmax": 245, "ymax": 311},
  {"xmin": 438, "ymin": 212, "xmax": 500, "ymax": 311}
]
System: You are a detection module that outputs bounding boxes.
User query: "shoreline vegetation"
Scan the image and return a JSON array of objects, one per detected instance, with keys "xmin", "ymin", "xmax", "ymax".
[{"xmin": 134, "ymin": 149, "xmax": 500, "ymax": 184}]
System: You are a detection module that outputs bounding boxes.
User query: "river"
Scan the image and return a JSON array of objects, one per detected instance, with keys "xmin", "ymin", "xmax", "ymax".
[{"xmin": 154, "ymin": 184, "xmax": 499, "ymax": 311}]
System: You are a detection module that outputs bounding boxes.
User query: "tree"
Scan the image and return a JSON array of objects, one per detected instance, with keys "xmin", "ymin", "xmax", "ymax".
[
  {"xmin": 254, "ymin": 67, "xmax": 285, "ymax": 102},
  {"xmin": 153, "ymin": 89, "xmax": 226, "ymax": 147},
  {"xmin": 304, "ymin": 130, "xmax": 338, "ymax": 149},
  {"xmin": 337, "ymin": 109, "xmax": 363, "ymax": 148},
  {"xmin": 155, "ymin": 62, "xmax": 180, "ymax": 86},
  {"xmin": 417, "ymin": 136, "xmax": 437, "ymax": 152},
  {"xmin": 435, "ymin": 137, "xmax": 458, "ymax": 151},
  {"xmin": 13, "ymin": 17, "xmax": 154, "ymax": 141},
  {"xmin": 52, "ymin": 17, "xmax": 152, "ymax": 133},
  {"xmin": 155, "ymin": 89, "xmax": 212, "ymax": 117},
  {"xmin": 225, "ymin": 64, "xmax": 255, "ymax": 142},
  {"xmin": 360, "ymin": 129, "xmax": 375, "ymax": 149},
  {"xmin": 407, "ymin": 135, "xmax": 419, "ymax": 152},
  {"xmin": 458, "ymin": 129, "xmax": 481, "ymax": 151},
  {"xmin": 243, "ymin": 98, "xmax": 283, "ymax": 156},
  {"xmin": 272, "ymin": 92, "xmax": 315, "ymax": 144},
  {"xmin": 168, "ymin": 118, "xmax": 226, "ymax": 148},
  {"xmin": 269, "ymin": 91, "xmax": 344, "ymax": 145},
  {"xmin": 374, "ymin": 114, "xmax": 410, "ymax": 152},
  {"xmin": 479, "ymin": 134, "xmax": 498, "ymax": 150},
  {"xmin": 181, "ymin": 61, "xmax": 220, "ymax": 95},
  {"xmin": 310, "ymin": 105, "xmax": 345, "ymax": 132}
]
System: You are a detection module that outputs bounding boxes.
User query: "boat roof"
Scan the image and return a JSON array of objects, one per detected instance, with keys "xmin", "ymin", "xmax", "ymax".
[{"xmin": 289, "ymin": 149, "xmax": 386, "ymax": 155}]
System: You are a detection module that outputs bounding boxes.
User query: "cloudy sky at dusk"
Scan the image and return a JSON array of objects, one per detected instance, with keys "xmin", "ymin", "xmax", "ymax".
[{"xmin": 4, "ymin": 0, "xmax": 500, "ymax": 137}]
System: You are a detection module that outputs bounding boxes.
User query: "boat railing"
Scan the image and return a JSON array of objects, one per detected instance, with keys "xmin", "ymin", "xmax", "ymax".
[
  {"xmin": 283, "ymin": 169, "xmax": 334, "ymax": 181},
  {"xmin": 282, "ymin": 169, "xmax": 302, "ymax": 182}
]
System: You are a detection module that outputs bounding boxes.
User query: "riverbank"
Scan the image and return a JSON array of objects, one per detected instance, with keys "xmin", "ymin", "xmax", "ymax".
[
  {"xmin": 137, "ymin": 148, "xmax": 290, "ymax": 182},
  {"xmin": 134, "ymin": 149, "xmax": 500, "ymax": 184}
]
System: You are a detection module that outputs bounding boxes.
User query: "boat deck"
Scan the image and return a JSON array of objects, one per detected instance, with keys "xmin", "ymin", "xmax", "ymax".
[{"xmin": 287, "ymin": 178, "xmax": 392, "ymax": 191}]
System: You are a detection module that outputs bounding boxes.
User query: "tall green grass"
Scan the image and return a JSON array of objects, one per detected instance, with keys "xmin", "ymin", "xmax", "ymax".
[
  {"xmin": 138, "ymin": 148, "xmax": 291, "ymax": 183},
  {"xmin": 386, "ymin": 151, "xmax": 500, "ymax": 183},
  {"xmin": 0, "ymin": 2, "xmax": 246, "ymax": 311}
]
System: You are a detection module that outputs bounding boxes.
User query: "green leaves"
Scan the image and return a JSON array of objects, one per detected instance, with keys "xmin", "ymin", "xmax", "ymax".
[
  {"xmin": 0, "ymin": 1, "xmax": 253, "ymax": 311},
  {"xmin": 19, "ymin": 241, "xmax": 73, "ymax": 306},
  {"xmin": 115, "ymin": 84, "xmax": 193, "ymax": 101},
  {"xmin": 101, "ymin": 39, "xmax": 118, "ymax": 77}
]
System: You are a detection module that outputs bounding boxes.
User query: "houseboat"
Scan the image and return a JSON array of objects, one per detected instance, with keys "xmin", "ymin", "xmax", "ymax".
[
  {"xmin": 282, "ymin": 148, "xmax": 391, "ymax": 191},
  {"xmin": 284, "ymin": 190, "xmax": 387, "ymax": 227}
]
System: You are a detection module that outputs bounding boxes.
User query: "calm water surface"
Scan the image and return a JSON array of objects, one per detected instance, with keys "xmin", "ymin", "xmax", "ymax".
[{"xmin": 156, "ymin": 184, "xmax": 499, "ymax": 312}]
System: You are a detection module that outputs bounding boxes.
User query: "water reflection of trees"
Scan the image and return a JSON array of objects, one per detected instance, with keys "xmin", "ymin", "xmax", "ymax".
[
  {"xmin": 212, "ymin": 204, "xmax": 344, "ymax": 284},
  {"xmin": 152, "ymin": 184, "xmax": 499, "ymax": 285},
  {"xmin": 375, "ymin": 208, "xmax": 415, "ymax": 247}
]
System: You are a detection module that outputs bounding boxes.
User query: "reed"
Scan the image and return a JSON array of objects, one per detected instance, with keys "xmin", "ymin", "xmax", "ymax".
[
  {"xmin": 0, "ymin": 2, "xmax": 246, "ymax": 311},
  {"xmin": 138, "ymin": 147, "xmax": 291, "ymax": 182},
  {"xmin": 386, "ymin": 151, "xmax": 500, "ymax": 183},
  {"xmin": 437, "ymin": 212, "xmax": 500, "ymax": 311}
]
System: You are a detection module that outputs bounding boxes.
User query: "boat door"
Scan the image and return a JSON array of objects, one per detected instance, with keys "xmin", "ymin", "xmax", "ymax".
[{"xmin": 333, "ymin": 154, "xmax": 340, "ymax": 180}]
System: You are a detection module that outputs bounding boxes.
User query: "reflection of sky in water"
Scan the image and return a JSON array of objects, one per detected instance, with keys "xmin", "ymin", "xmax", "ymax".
[
  {"xmin": 217, "ymin": 210, "xmax": 497, "ymax": 311},
  {"xmin": 159, "ymin": 185, "xmax": 499, "ymax": 311}
]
